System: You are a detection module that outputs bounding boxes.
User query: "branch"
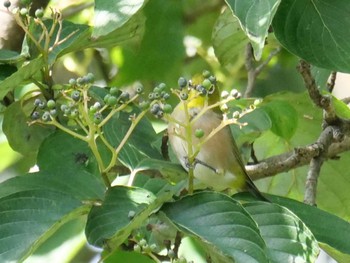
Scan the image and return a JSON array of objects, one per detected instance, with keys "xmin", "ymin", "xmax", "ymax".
[
  {"xmin": 244, "ymin": 43, "xmax": 281, "ymax": 98},
  {"xmin": 246, "ymin": 135, "xmax": 350, "ymax": 180},
  {"xmin": 297, "ymin": 60, "xmax": 337, "ymax": 124}
]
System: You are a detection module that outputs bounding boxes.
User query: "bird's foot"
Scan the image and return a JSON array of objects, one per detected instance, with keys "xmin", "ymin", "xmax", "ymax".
[{"xmin": 184, "ymin": 157, "xmax": 219, "ymax": 173}]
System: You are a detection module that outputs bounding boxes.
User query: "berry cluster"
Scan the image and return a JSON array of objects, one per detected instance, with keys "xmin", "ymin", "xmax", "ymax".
[
  {"xmin": 175, "ymin": 70, "xmax": 218, "ymax": 101},
  {"xmin": 141, "ymin": 82, "xmax": 172, "ymax": 118}
]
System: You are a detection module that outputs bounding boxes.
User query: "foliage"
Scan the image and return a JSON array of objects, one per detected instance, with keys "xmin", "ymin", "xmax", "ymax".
[{"xmin": 0, "ymin": 0, "xmax": 350, "ymax": 262}]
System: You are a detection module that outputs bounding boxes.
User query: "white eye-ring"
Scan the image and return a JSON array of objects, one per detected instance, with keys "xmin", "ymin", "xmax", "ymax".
[{"xmin": 208, "ymin": 85, "xmax": 215, "ymax": 94}]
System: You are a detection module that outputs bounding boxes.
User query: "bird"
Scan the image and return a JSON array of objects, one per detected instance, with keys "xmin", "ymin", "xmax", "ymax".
[{"xmin": 167, "ymin": 74, "xmax": 267, "ymax": 201}]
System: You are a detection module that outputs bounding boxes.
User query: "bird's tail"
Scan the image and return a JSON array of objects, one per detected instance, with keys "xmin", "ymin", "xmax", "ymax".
[{"xmin": 244, "ymin": 177, "xmax": 270, "ymax": 202}]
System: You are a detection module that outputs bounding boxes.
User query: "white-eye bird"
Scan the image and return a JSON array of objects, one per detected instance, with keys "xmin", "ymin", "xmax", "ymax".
[{"xmin": 167, "ymin": 75, "xmax": 267, "ymax": 200}]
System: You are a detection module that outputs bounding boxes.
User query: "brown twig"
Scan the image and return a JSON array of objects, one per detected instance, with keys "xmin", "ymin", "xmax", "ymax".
[
  {"xmin": 247, "ymin": 135, "xmax": 350, "ymax": 180},
  {"xmin": 290, "ymin": 61, "xmax": 347, "ymax": 205},
  {"xmin": 244, "ymin": 43, "xmax": 281, "ymax": 98},
  {"xmin": 304, "ymin": 126, "xmax": 334, "ymax": 205}
]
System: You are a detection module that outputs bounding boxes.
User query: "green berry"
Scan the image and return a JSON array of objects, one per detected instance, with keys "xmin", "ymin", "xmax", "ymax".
[
  {"xmin": 153, "ymin": 92, "xmax": 160, "ymax": 99},
  {"xmin": 89, "ymin": 106, "xmax": 97, "ymax": 113},
  {"xmin": 47, "ymin": 99, "xmax": 56, "ymax": 109},
  {"xmin": 195, "ymin": 128, "xmax": 204, "ymax": 138},
  {"xmin": 71, "ymin": 90, "xmax": 81, "ymax": 101},
  {"xmin": 42, "ymin": 111, "xmax": 51, "ymax": 122},
  {"xmin": 104, "ymin": 94, "xmax": 111, "ymax": 103},
  {"xmin": 178, "ymin": 257, "xmax": 187, "ymax": 263},
  {"xmin": 202, "ymin": 70, "xmax": 211, "ymax": 78},
  {"xmin": 162, "ymin": 92, "xmax": 170, "ymax": 100},
  {"xmin": 69, "ymin": 78, "xmax": 76, "ymax": 85},
  {"xmin": 119, "ymin": 91, "xmax": 130, "ymax": 102},
  {"xmin": 150, "ymin": 244, "xmax": 157, "ymax": 252},
  {"xmin": 31, "ymin": 111, "xmax": 40, "ymax": 120},
  {"xmin": 178, "ymin": 77, "xmax": 187, "ymax": 88},
  {"xmin": 202, "ymin": 79, "xmax": 212, "ymax": 89},
  {"xmin": 19, "ymin": 7, "xmax": 28, "ymax": 16},
  {"xmin": 60, "ymin": 104, "xmax": 68, "ymax": 112},
  {"xmin": 153, "ymin": 87, "xmax": 161, "ymax": 93},
  {"xmin": 150, "ymin": 103, "xmax": 161, "ymax": 115},
  {"xmin": 34, "ymin": 98, "xmax": 42, "ymax": 107},
  {"xmin": 3, "ymin": 1, "xmax": 11, "ymax": 8},
  {"xmin": 148, "ymin": 92, "xmax": 155, "ymax": 100},
  {"xmin": 180, "ymin": 92, "xmax": 188, "ymax": 100},
  {"xmin": 142, "ymin": 244, "xmax": 151, "ymax": 253},
  {"xmin": 93, "ymin": 113, "xmax": 103, "ymax": 124},
  {"xmin": 35, "ymin": 8, "xmax": 44, "ymax": 18},
  {"xmin": 134, "ymin": 244, "xmax": 141, "ymax": 253},
  {"xmin": 158, "ymin": 82, "xmax": 166, "ymax": 90},
  {"xmin": 209, "ymin": 75, "xmax": 217, "ymax": 84},
  {"xmin": 139, "ymin": 101, "xmax": 150, "ymax": 110},
  {"xmin": 135, "ymin": 83, "xmax": 144, "ymax": 94},
  {"xmin": 109, "ymin": 87, "xmax": 119, "ymax": 95},
  {"xmin": 49, "ymin": 109, "xmax": 57, "ymax": 117},
  {"xmin": 162, "ymin": 104, "xmax": 172, "ymax": 114},
  {"xmin": 221, "ymin": 90, "xmax": 229, "ymax": 99},
  {"xmin": 230, "ymin": 89, "xmax": 238, "ymax": 97},
  {"xmin": 232, "ymin": 111, "xmax": 240, "ymax": 119},
  {"xmin": 85, "ymin": 72, "xmax": 95, "ymax": 83},
  {"xmin": 38, "ymin": 101, "xmax": 46, "ymax": 109},
  {"xmin": 107, "ymin": 96, "xmax": 118, "ymax": 106},
  {"xmin": 70, "ymin": 109, "xmax": 79, "ymax": 118},
  {"xmin": 76, "ymin": 77, "xmax": 85, "ymax": 85},
  {"xmin": 196, "ymin": 85, "xmax": 207, "ymax": 96},
  {"xmin": 139, "ymin": 239, "xmax": 147, "ymax": 247},
  {"xmin": 156, "ymin": 110, "xmax": 164, "ymax": 118}
]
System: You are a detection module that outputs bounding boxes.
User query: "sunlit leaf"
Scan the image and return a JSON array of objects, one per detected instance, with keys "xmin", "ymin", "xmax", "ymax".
[
  {"xmin": 225, "ymin": 0, "xmax": 281, "ymax": 60},
  {"xmin": 93, "ymin": 0, "xmax": 146, "ymax": 38}
]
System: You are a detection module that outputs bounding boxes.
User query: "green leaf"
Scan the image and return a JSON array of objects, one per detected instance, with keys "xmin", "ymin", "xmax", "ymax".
[
  {"xmin": 37, "ymin": 130, "xmax": 110, "ymax": 175},
  {"xmin": 225, "ymin": 0, "xmax": 281, "ymax": 60},
  {"xmin": 0, "ymin": 64, "xmax": 17, "ymax": 81},
  {"xmin": 331, "ymin": 95, "xmax": 350, "ymax": 120},
  {"xmin": 260, "ymin": 99, "xmax": 298, "ymax": 140},
  {"xmin": 93, "ymin": 0, "xmax": 146, "ymax": 38},
  {"xmin": 0, "ymin": 49, "xmax": 25, "ymax": 64},
  {"xmin": 85, "ymin": 185, "xmax": 176, "ymax": 251},
  {"xmin": 0, "ymin": 57, "xmax": 44, "ymax": 100},
  {"xmin": 311, "ymin": 66, "xmax": 331, "ymax": 91},
  {"xmin": 68, "ymin": 11, "xmax": 146, "ymax": 52},
  {"xmin": 162, "ymin": 192, "xmax": 269, "ymax": 263},
  {"xmin": 3, "ymin": 101, "xmax": 54, "ymax": 156},
  {"xmin": 273, "ymin": 0, "xmax": 350, "ymax": 72},
  {"xmin": 116, "ymin": 0, "xmax": 184, "ymax": 84},
  {"xmin": 0, "ymin": 169, "xmax": 104, "ymax": 263},
  {"xmin": 212, "ymin": 8, "xmax": 249, "ymax": 66},
  {"xmin": 103, "ymin": 112, "xmax": 162, "ymax": 169},
  {"xmin": 244, "ymin": 202, "xmax": 319, "ymax": 263},
  {"xmin": 265, "ymin": 195, "xmax": 350, "ymax": 262},
  {"xmin": 231, "ymin": 107, "xmax": 272, "ymax": 147},
  {"xmin": 135, "ymin": 159, "xmax": 187, "ymax": 183},
  {"xmin": 104, "ymin": 250, "xmax": 154, "ymax": 263}
]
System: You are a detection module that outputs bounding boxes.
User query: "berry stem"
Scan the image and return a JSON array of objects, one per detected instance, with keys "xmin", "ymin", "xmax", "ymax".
[{"xmin": 182, "ymin": 99, "xmax": 195, "ymax": 194}]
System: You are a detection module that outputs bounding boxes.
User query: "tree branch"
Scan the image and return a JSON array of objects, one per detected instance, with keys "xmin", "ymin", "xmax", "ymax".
[
  {"xmin": 247, "ymin": 135, "xmax": 350, "ymax": 180},
  {"xmin": 244, "ymin": 43, "xmax": 281, "ymax": 98}
]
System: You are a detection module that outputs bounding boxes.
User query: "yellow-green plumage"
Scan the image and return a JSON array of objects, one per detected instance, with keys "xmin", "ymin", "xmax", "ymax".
[{"xmin": 168, "ymin": 87, "xmax": 266, "ymax": 200}]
